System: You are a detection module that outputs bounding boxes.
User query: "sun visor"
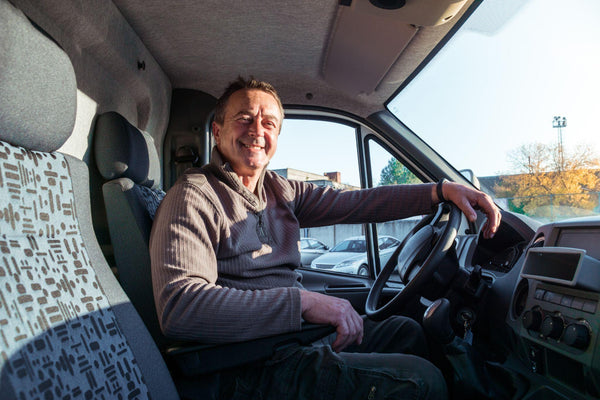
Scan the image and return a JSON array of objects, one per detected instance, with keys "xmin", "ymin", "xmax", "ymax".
[{"xmin": 323, "ymin": 0, "xmax": 468, "ymax": 95}]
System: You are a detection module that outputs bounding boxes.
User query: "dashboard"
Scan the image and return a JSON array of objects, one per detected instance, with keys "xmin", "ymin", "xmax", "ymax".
[{"xmin": 508, "ymin": 217, "xmax": 600, "ymax": 398}]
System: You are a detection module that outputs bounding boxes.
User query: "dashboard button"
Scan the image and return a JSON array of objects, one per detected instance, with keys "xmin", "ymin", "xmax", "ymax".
[
  {"xmin": 563, "ymin": 323, "xmax": 591, "ymax": 350},
  {"xmin": 543, "ymin": 291, "xmax": 555, "ymax": 302},
  {"xmin": 582, "ymin": 301, "xmax": 597, "ymax": 314},
  {"xmin": 535, "ymin": 289, "xmax": 545, "ymax": 300},
  {"xmin": 571, "ymin": 298, "xmax": 585, "ymax": 310},
  {"xmin": 522, "ymin": 308, "xmax": 544, "ymax": 331},
  {"xmin": 541, "ymin": 315, "xmax": 565, "ymax": 339},
  {"xmin": 560, "ymin": 296, "xmax": 573, "ymax": 307},
  {"xmin": 550, "ymin": 294, "xmax": 563, "ymax": 305}
]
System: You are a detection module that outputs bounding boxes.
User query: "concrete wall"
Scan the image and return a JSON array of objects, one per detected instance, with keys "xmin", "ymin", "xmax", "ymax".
[{"xmin": 301, "ymin": 217, "xmax": 421, "ymax": 247}]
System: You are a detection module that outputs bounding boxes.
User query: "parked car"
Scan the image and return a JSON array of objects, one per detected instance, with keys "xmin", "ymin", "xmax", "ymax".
[
  {"xmin": 311, "ymin": 236, "xmax": 400, "ymax": 276},
  {"xmin": 300, "ymin": 238, "xmax": 329, "ymax": 267}
]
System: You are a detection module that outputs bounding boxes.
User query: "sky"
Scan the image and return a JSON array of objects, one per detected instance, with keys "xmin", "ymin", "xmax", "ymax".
[
  {"xmin": 390, "ymin": 0, "xmax": 600, "ymax": 177},
  {"xmin": 271, "ymin": 0, "xmax": 600, "ymax": 185}
]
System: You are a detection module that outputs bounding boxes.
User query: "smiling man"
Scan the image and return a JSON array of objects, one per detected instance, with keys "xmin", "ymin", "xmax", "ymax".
[
  {"xmin": 211, "ymin": 82, "xmax": 282, "ymax": 192},
  {"xmin": 150, "ymin": 77, "xmax": 500, "ymax": 399}
]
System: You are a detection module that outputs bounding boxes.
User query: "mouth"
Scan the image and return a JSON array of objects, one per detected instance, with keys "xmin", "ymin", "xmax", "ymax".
[{"xmin": 241, "ymin": 142, "xmax": 264, "ymax": 151}]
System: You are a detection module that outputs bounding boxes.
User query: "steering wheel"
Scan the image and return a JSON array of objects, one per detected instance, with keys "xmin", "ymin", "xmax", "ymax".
[{"xmin": 365, "ymin": 202, "xmax": 461, "ymax": 321}]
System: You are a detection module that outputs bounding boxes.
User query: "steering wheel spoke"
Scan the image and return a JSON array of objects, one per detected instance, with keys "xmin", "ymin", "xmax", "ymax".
[{"xmin": 365, "ymin": 202, "xmax": 461, "ymax": 321}]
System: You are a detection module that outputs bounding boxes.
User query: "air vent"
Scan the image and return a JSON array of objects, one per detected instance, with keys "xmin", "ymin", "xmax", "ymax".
[
  {"xmin": 512, "ymin": 279, "xmax": 529, "ymax": 319},
  {"xmin": 530, "ymin": 234, "xmax": 545, "ymax": 248}
]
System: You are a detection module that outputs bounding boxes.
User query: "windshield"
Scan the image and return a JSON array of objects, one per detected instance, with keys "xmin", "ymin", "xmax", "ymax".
[{"xmin": 388, "ymin": 0, "xmax": 600, "ymax": 223}]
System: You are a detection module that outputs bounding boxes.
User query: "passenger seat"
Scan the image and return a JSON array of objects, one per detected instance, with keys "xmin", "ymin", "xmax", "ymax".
[
  {"xmin": 94, "ymin": 111, "xmax": 167, "ymax": 347},
  {"xmin": 0, "ymin": 1, "xmax": 178, "ymax": 398}
]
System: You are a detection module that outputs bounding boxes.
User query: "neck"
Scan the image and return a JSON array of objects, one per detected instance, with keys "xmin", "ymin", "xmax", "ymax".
[{"xmin": 238, "ymin": 173, "xmax": 260, "ymax": 194}]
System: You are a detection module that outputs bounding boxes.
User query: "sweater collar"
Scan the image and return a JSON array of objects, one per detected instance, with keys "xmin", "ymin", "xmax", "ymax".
[{"xmin": 209, "ymin": 148, "xmax": 268, "ymax": 207}]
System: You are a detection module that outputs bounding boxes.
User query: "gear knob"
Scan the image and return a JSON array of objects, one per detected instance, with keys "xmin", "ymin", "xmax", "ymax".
[{"xmin": 423, "ymin": 298, "xmax": 455, "ymax": 344}]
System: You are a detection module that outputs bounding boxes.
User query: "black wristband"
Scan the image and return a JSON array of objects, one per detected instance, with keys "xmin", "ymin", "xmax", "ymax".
[{"xmin": 436, "ymin": 179, "xmax": 446, "ymax": 202}]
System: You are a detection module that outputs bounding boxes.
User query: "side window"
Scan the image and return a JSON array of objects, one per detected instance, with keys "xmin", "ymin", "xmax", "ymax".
[
  {"xmin": 269, "ymin": 118, "xmax": 368, "ymax": 276},
  {"xmin": 367, "ymin": 139, "xmax": 424, "ymax": 279}
]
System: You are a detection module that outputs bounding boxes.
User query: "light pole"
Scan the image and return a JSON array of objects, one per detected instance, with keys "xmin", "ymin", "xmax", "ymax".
[{"xmin": 552, "ymin": 116, "xmax": 567, "ymax": 171}]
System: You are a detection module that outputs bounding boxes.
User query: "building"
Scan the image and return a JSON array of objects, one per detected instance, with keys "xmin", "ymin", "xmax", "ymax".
[{"xmin": 271, "ymin": 168, "xmax": 359, "ymax": 190}]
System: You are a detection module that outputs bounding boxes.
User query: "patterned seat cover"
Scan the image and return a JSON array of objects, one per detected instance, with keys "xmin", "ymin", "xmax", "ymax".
[{"xmin": 0, "ymin": 142, "xmax": 151, "ymax": 399}]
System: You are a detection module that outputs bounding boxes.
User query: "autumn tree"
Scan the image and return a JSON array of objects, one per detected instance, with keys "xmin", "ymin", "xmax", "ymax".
[
  {"xmin": 495, "ymin": 142, "xmax": 600, "ymax": 219},
  {"xmin": 379, "ymin": 158, "xmax": 420, "ymax": 186}
]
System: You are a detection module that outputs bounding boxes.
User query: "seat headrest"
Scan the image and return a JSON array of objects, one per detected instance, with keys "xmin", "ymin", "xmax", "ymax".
[
  {"xmin": 0, "ymin": 0, "xmax": 77, "ymax": 152},
  {"xmin": 94, "ymin": 112, "xmax": 161, "ymax": 189}
]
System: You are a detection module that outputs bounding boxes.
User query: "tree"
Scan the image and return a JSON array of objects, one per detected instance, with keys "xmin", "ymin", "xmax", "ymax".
[
  {"xmin": 495, "ymin": 142, "xmax": 600, "ymax": 219},
  {"xmin": 379, "ymin": 158, "xmax": 420, "ymax": 186}
]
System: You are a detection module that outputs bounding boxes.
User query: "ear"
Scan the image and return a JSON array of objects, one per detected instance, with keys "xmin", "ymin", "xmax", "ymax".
[{"xmin": 212, "ymin": 121, "xmax": 221, "ymax": 144}]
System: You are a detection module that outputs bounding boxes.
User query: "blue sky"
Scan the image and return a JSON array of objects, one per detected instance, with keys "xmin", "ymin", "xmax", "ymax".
[{"xmin": 390, "ymin": 0, "xmax": 600, "ymax": 177}]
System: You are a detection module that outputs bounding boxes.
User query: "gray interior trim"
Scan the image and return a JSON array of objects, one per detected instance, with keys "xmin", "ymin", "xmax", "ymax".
[
  {"xmin": 0, "ymin": 0, "xmax": 76, "ymax": 151},
  {"xmin": 9, "ymin": 0, "xmax": 172, "ymax": 161}
]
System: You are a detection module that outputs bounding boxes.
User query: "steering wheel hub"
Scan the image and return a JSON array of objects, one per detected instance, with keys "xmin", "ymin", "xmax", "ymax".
[{"xmin": 365, "ymin": 203, "xmax": 461, "ymax": 321}]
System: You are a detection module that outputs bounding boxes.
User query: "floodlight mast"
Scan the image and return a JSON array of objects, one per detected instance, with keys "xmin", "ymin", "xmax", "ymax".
[{"xmin": 552, "ymin": 116, "xmax": 567, "ymax": 171}]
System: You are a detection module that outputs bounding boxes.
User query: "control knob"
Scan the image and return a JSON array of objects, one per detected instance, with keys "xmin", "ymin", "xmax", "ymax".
[
  {"xmin": 563, "ymin": 322, "xmax": 591, "ymax": 350},
  {"xmin": 522, "ymin": 308, "xmax": 543, "ymax": 331},
  {"xmin": 540, "ymin": 314, "xmax": 564, "ymax": 340}
]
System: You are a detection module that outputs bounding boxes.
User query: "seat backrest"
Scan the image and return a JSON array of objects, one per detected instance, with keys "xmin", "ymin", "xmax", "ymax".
[
  {"xmin": 94, "ymin": 111, "xmax": 167, "ymax": 347},
  {"xmin": 0, "ymin": 1, "xmax": 178, "ymax": 398}
]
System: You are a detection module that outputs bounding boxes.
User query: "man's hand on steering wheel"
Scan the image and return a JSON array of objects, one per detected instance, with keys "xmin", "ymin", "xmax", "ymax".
[
  {"xmin": 435, "ymin": 180, "xmax": 501, "ymax": 239},
  {"xmin": 366, "ymin": 180, "xmax": 501, "ymax": 321}
]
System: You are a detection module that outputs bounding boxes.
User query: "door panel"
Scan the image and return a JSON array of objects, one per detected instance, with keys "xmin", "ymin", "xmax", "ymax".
[{"xmin": 298, "ymin": 269, "xmax": 371, "ymax": 314}]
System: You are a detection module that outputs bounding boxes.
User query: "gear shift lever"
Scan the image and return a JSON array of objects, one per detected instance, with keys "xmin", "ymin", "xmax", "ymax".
[
  {"xmin": 423, "ymin": 298, "xmax": 455, "ymax": 344},
  {"xmin": 423, "ymin": 298, "xmax": 508, "ymax": 399}
]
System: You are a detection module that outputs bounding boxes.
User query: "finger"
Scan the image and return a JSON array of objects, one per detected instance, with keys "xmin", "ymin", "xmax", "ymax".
[
  {"xmin": 333, "ymin": 312, "xmax": 363, "ymax": 352},
  {"xmin": 489, "ymin": 208, "xmax": 501, "ymax": 237},
  {"xmin": 332, "ymin": 320, "xmax": 352, "ymax": 352},
  {"xmin": 457, "ymin": 197, "xmax": 477, "ymax": 222},
  {"xmin": 354, "ymin": 315, "xmax": 364, "ymax": 345},
  {"xmin": 481, "ymin": 208, "xmax": 501, "ymax": 239},
  {"xmin": 481, "ymin": 204, "xmax": 501, "ymax": 238},
  {"xmin": 344, "ymin": 313, "xmax": 361, "ymax": 347}
]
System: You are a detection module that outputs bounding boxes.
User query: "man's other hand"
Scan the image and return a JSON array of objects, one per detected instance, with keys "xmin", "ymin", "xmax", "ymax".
[
  {"xmin": 300, "ymin": 290, "xmax": 363, "ymax": 352},
  {"xmin": 436, "ymin": 181, "xmax": 501, "ymax": 239}
]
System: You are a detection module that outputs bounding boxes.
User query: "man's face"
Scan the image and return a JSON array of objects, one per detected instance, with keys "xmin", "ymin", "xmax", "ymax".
[{"xmin": 213, "ymin": 89, "xmax": 281, "ymax": 178}]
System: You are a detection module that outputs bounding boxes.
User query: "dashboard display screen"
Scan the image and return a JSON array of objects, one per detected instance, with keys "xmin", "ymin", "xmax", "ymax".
[
  {"xmin": 522, "ymin": 248, "xmax": 584, "ymax": 284},
  {"xmin": 556, "ymin": 228, "xmax": 600, "ymax": 260}
]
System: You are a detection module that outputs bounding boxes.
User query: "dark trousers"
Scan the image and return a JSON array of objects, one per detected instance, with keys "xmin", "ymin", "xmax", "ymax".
[{"xmin": 218, "ymin": 316, "xmax": 448, "ymax": 400}]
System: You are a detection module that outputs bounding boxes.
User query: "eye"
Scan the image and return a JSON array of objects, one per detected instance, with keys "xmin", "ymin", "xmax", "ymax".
[{"xmin": 237, "ymin": 116, "xmax": 252, "ymax": 124}]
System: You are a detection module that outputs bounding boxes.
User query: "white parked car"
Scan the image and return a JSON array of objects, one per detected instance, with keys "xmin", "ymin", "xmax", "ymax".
[{"xmin": 311, "ymin": 236, "xmax": 400, "ymax": 276}]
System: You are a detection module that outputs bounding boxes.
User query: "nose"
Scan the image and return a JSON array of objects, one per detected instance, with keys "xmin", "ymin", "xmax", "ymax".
[{"xmin": 248, "ymin": 118, "xmax": 264, "ymax": 137}]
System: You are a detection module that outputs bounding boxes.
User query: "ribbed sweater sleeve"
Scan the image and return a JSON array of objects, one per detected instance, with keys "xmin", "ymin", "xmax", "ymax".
[
  {"xmin": 149, "ymin": 178, "xmax": 301, "ymax": 343},
  {"xmin": 290, "ymin": 179, "xmax": 436, "ymax": 227}
]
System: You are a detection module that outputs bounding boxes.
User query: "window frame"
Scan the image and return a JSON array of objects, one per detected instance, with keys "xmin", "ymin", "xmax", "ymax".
[{"xmin": 283, "ymin": 108, "xmax": 436, "ymax": 279}]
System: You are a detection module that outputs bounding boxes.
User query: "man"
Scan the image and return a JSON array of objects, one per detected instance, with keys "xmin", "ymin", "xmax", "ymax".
[{"xmin": 150, "ymin": 77, "xmax": 501, "ymax": 399}]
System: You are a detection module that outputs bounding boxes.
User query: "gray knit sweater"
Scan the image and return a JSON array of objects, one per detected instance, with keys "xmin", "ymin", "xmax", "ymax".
[{"xmin": 149, "ymin": 150, "xmax": 435, "ymax": 343}]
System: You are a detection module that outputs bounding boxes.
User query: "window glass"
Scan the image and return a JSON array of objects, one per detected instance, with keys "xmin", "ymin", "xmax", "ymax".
[
  {"xmin": 269, "ymin": 119, "xmax": 367, "ymax": 276},
  {"xmin": 368, "ymin": 139, "xmax": 424, "ymax": 279},
  {"xmin": 388, "ymin": 0, "xmax": 600, "ymax": 223}
]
